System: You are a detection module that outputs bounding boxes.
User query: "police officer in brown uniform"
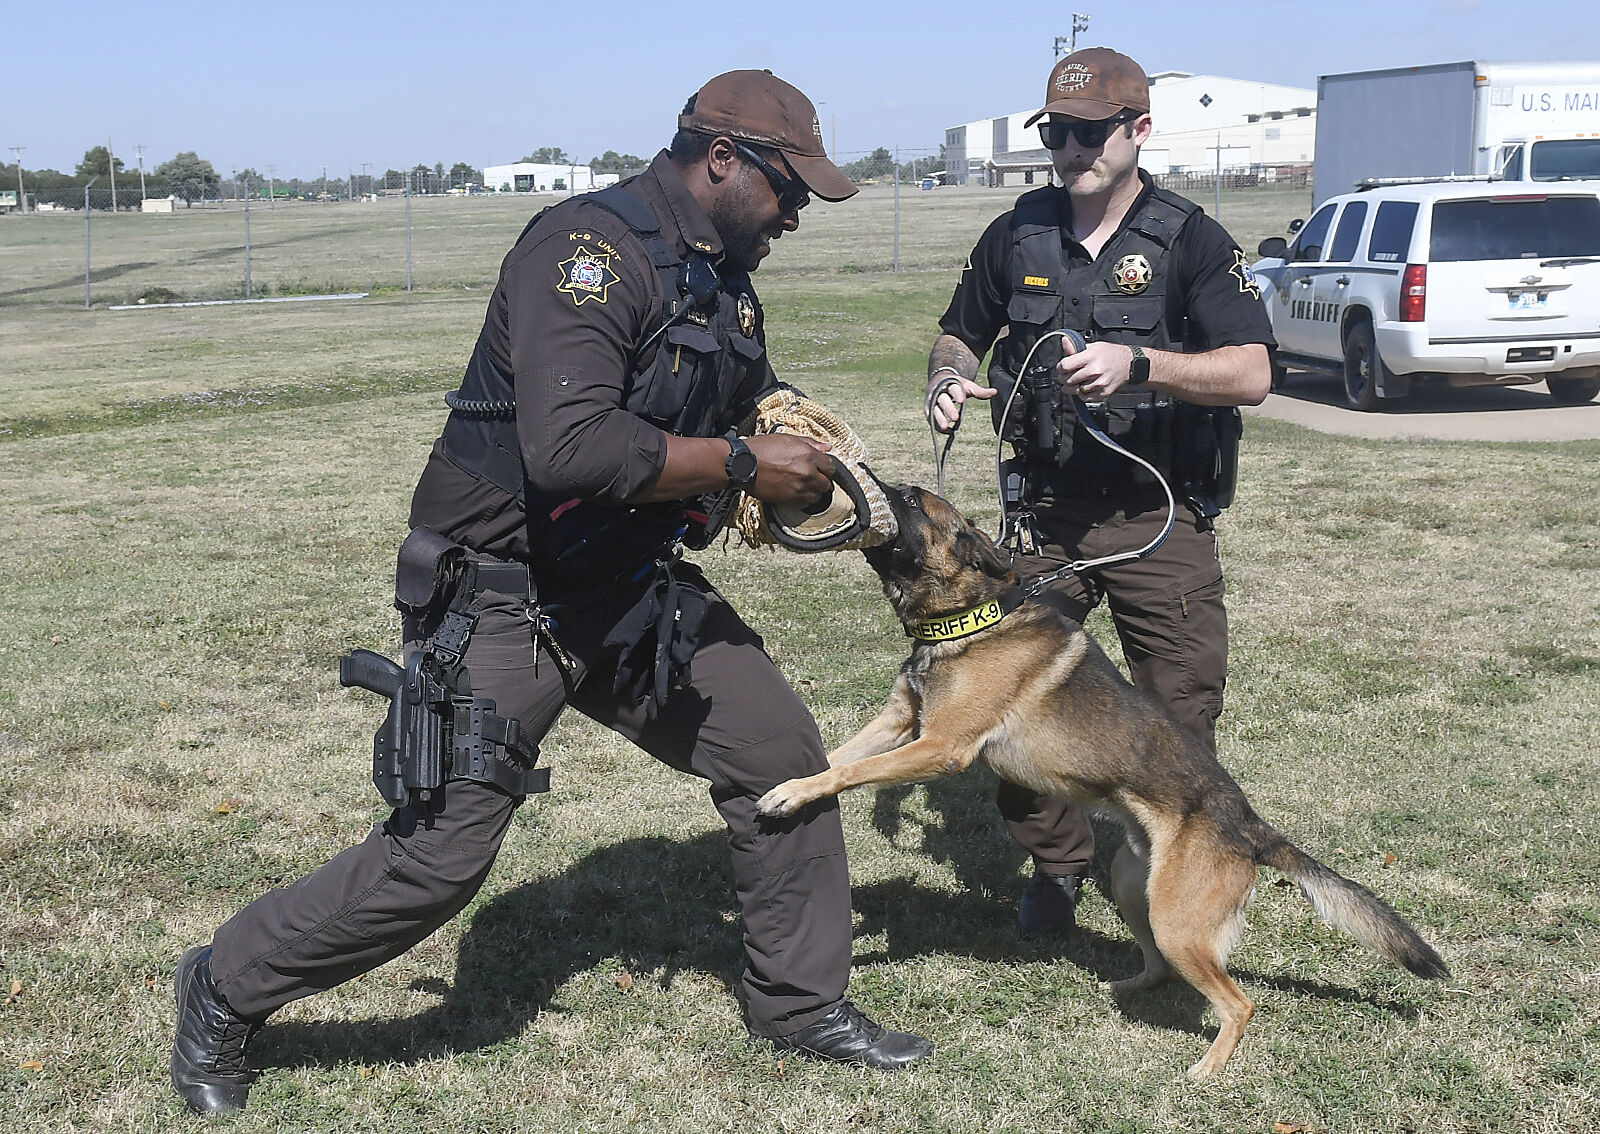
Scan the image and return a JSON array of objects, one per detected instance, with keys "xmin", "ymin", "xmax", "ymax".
[
  {"xmin": 170, "ymin": 70, "xmax": 933, "ymax": 1116},
  {"xmin": 926, "ymin": 48, "xmax": 1275, "ymax": 933}
]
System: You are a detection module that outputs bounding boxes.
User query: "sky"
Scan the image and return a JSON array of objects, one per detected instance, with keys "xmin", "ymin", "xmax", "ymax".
[{"xmin": 7, "ymin": 0, "xmax": 1599, "ymax": 182}]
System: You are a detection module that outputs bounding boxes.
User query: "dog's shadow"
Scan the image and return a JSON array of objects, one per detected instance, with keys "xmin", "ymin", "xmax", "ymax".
[
  {"xmin": 862, "ymin": 772, "xmax": 1220, "ymax": 1039},
  {"xmin": 257, "ymin": 780, "xmax": 1414, "ymax": 1071}
]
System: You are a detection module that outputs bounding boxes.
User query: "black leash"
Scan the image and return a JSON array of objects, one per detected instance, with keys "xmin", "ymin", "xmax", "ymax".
[{"xmin": 926, "ymin": 329, "xmax": 1174, "ymax": 582}]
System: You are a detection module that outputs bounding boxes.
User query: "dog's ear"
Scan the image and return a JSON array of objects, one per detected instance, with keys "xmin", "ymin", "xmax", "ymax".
[{"xmin": 954, "ymin": 524, "xmax": 1014, "ymax": 580}]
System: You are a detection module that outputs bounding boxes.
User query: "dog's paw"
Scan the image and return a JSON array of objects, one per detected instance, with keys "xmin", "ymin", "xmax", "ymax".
[{"xmin": 756, "ymin": 780, "xmax": 812, "ymax": 818}]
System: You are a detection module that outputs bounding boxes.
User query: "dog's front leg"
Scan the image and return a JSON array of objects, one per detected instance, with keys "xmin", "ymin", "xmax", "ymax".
[
  {"xmin": 827, "ymin": 676, "xmax": 917, "ymax": 767},
  {"xmin": 757, "ymin": 731, "xmax": 978, "ymax": 818}
]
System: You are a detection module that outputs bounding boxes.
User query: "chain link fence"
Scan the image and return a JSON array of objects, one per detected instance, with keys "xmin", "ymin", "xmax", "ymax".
[{"xmin": 1, "ymin": 148, "xmax": 1309, "ymax": 308}]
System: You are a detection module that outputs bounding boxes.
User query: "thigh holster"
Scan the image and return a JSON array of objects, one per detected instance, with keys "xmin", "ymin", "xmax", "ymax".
[{"xmin": 338, "ymin": 528, "xmax": 553, "ymax": 811}]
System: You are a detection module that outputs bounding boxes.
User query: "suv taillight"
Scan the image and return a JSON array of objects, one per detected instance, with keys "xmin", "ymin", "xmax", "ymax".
[{"xmin": 1400, "ymin": 263, "xmax": 1427, "ymax": 322}]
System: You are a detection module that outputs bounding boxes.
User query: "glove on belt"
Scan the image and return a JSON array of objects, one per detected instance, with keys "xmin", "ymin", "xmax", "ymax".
[{"xmin": 733, "ymin": 388, "xmax": 898, "ymax": 552}]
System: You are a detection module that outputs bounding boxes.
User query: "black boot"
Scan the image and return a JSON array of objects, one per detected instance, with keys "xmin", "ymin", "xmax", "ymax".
[
  {"xmin": 170, "ymin": 945, "xmax": 263, "ymax": 1115},
  {"xmin": 767, "ymin": 1000, "xmax": 933, "ymax": 1070},
  {"xmin": 1018, "ymin": 868, "xmax": 1084, "ymax": 936}
]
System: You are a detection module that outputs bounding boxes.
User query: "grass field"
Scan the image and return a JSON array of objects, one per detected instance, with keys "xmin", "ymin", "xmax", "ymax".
[{"xmin": 2, "ymin": 179, "xmax": 1598, "ymax": 1133}]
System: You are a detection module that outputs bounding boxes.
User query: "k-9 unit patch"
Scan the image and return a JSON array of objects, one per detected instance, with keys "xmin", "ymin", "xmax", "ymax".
[
  {"xmin": 556, "ymin": 247, "xmax": 620, "ymax": 306},
  {"xmin": 738, "ymin": 293, "xmax": 756, "ymax": 336},
  {"xmin": 1112, "ymin": 254, "xmax": 1152, "ymax": 294}
]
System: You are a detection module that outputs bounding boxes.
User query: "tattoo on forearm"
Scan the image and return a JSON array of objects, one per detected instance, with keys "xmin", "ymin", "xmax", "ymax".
[{"xmin": 928, "ymin": 337, "xmax": 979, "ymax": 384}]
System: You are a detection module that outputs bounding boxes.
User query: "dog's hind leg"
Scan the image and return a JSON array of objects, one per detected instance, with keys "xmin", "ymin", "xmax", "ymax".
[
  {"xmin": 1106, "ymin": 839, "xmax": 1175, "ymax": 994},
  {"xmin": 1142, "ymin": 835, "xmax": 1258, "ymax": 1078}
]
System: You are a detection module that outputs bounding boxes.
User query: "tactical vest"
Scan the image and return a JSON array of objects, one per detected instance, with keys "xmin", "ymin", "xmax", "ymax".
[
  {"xmin": 987, "ymin": 185, "xmax": 1240, "ymax": 507},
  {"xmin": 439, "ymin": 184, "xmax": 772, "ymax": 578}
]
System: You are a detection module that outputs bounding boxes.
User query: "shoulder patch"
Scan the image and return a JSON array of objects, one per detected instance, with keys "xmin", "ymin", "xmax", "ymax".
[
  {"xmin": 1229, "ymin": 249, "xmax": 1261, "ymax": 299},
  {"xmin": 556, "ymin": 246, "xmax": 621, "ymax": 306}
]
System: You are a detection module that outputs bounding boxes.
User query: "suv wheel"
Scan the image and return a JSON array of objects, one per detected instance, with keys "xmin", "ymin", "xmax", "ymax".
[
  {"xmin": 1341, "ymin": 320, "xmax": 1385, "ymax": 412},
  {"xmin": 1547, "ymin": 375, "xmax": 1600, "ymax": 405}
]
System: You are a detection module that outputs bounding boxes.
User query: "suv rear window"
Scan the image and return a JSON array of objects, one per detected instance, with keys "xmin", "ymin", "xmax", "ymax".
[
  {"xmin": 1366, "ymin": 201, "xmax": 1418, "ymax": 262},
  {"xmin": 1429, "ymin": 196, "xmax": 1600, "ymax": 261}
]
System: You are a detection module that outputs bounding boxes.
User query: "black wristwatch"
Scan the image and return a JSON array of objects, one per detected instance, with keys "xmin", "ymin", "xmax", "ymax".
[
  {"xmin": 724, "ymin": 436, "xmax": 759, "ymax": 488},
  {"xmin": 1128, "ymin": 345, "xmax": 1151, "ymax": 386}
]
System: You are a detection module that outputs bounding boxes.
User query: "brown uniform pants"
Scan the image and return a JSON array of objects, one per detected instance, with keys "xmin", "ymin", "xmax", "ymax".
[
  {"xmin": 1000, "ymin": 490, "xmax": 1229, "ymax": 877},
  {"xmin": 209, "ymin": 565, "xmax": 850, "ymax": 1038}
]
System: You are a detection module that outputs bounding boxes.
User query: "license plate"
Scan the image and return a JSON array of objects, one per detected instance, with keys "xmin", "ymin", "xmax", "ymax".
[{"xmin": 1508, "ymin": 291, "xmax": 1547, "ymax": 310}]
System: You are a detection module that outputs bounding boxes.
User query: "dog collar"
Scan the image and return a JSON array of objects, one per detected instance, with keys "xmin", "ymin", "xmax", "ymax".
[{"xmin": 907, "ymin": 587, "xmax": 1025, "ymax": 642}]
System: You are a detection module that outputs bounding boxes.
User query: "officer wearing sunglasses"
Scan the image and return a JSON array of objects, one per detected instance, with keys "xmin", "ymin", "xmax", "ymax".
[{"xmin": 924, "ymin": 48, "xmax": 1275, "ymax": 938}]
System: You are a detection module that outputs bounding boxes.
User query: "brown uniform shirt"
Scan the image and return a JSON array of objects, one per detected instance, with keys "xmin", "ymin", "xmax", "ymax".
[{"xmin": 408, "ymin": 151, "xmax": 775, "ymax": 561}]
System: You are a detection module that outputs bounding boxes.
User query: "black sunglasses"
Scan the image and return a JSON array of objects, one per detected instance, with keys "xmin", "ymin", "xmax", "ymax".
[
  {"xmin": 734, "ymin": 142, "xmax": 810, "ymax": 213},
  {"xmin": 1038, "ymin": 111, "xmax": 1137, "ymax": 151}
]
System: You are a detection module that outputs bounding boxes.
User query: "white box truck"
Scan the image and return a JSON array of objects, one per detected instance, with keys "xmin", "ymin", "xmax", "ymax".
[{"xmin": 1313, "ymin": 61, "xmax": 1600, "ymax": 204}]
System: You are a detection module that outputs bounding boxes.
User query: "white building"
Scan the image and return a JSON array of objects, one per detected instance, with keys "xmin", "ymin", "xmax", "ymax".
[
  {"xmin": 945, "ymin": 70, "xmax": 1315, "ymax": 187},
  {"xmin": 481, "ymin": 162, "xmax": 621, "ymax": 195}
]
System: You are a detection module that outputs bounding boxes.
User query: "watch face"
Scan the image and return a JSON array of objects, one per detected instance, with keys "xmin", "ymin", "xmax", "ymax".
[
  {"xmin": 727, "ymin": 443, "xmax": 759, "ymax": 486},
  {"xmin": 1130, "ymin": 350, "xmax": 1150, "ymax": 384}
]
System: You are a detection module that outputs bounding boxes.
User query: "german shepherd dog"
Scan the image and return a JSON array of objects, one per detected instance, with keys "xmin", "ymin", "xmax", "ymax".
[{"xmin": 757, "ymin": 480, "xmax": 1449, "ymax": 1078}]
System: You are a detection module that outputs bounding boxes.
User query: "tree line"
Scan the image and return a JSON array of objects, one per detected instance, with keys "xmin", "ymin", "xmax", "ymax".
[{"xmin": 4, "ymin": 143, "xmax": 948, "ymax": 210}]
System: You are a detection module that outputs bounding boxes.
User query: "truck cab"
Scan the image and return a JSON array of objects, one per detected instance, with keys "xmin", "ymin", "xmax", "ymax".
[{"xmin": 1494, "ymin": 137, "xmax": 1600, "ymax": 182}]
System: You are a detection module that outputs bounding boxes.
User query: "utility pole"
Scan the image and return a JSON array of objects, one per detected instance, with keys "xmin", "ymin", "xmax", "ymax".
[
  {"xmin": 108, "ymin": 138, "xmax": 117, "ymax": 211},
  {"xmin": 267, "ymin": 163, "xmax": 276, "ymax": 209},
  {"xmin": 8, "ymin": 146, "xmax": 24, "ymax": 214},
  {"xmin": 1055, "ymin": 12, "xmax": 1091, "ymax": 57},
  {"xmin": 134, "ymin": 143, "xmax": 147, "ymax": 201}
]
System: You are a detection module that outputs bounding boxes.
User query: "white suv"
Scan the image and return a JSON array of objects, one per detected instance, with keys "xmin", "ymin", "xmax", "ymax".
[{"xmin": 1251, "ymin": 180, "xmax": 1600, "ymax": 410}]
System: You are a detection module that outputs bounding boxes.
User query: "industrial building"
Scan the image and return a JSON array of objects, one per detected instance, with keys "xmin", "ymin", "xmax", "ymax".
[
  {"xmin": 481, "ymin": 162, "xmax": 621, "ymax": 195},
  {"xmin": 945, "ymin": 70, "xmax": 1315, "ymax": 187}
]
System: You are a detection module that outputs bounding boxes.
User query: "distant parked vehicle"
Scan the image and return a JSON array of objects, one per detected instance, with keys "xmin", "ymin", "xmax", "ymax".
[
  {"xmin": 1314, "ymin": 61, "xmax": 1600, "ymax": 207},
  {"xmin": 1252, "ymin": 179, "xmax": 1600, "ymax": 410}
]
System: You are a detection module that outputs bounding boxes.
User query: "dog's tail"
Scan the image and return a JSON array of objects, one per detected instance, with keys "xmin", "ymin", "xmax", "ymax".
[{"xmin": 1257, "ymin": 838, "xmax": 1450, "ymax": 981}]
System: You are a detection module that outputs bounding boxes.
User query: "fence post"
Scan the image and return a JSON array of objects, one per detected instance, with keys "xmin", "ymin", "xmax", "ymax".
[
  {"xmin": 83, "ymin": 176, "xmax": 100, "ymax": 308},
  {"xmin": 244, "ymin": 178, "xmax": 252, "ymax": 298},
  {"xmin": 893, "ymin": 150, "xmax": 900, "ymax": 273},
  {"xmin": 1215, "ymin": 131, "xmax": 1222, "ymax": 220}
]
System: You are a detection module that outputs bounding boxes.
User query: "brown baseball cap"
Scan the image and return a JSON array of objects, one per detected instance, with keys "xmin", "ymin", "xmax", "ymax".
[
  {"xmin": 1024, "ymin": 48, "xmax": 1151, "ymax": 126},
  {"xmin": 679, "ymin": 69, "xmax": 858, "ymax": 202}
]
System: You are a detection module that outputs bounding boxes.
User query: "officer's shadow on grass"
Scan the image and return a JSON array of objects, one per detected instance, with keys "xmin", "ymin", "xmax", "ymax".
[
  {"xmin": 258, "ymin": 830, "xmax": 749, "ymax": 1071},
  {"xmin": 256, "ymin": 779, "xmax": 1413, "ymax": 1072}
]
